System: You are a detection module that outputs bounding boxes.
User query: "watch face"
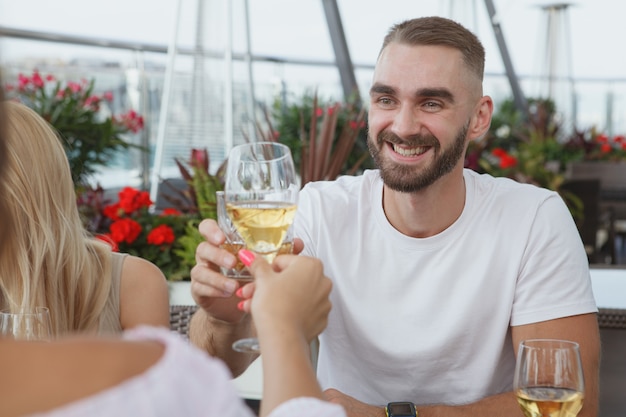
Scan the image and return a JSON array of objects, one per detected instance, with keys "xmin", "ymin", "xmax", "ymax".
[{"xmin": 388, "ymin": 402, "xmax": 415, "ymax": 416}]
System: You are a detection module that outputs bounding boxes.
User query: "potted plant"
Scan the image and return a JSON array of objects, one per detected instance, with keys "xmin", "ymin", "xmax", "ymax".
[{"xmin": 5, "ymin": 70, "xmax": 143, "ymax": 188}]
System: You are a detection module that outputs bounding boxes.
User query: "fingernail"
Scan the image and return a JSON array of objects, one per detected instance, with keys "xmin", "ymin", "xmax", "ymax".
[
  {"xmin": 238, "ymin": 249, "xmax": 255, "ymax": 267},
  {"xmin": 235, "ymin": 287, "xmax": 244, "ymax": 298},
  {"xmin": 237, "ymin": 300, "xmax": 246, "ymax": 311},
  {"xmin": 224, "ymin": 280, "xmax": 237, "ymax": 294}
]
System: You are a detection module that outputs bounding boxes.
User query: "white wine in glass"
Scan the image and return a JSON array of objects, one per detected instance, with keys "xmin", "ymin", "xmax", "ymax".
[
  {"xmin": 226, "ymin": 201, "xmax": 297, "ymax": 262},
  {"xmin": 514, "ymin": 339, "xmax": 584, "ymax": 417},
  {"xmin": 224, "ymin": 141, "xmax": 299, "ymax": 353}
]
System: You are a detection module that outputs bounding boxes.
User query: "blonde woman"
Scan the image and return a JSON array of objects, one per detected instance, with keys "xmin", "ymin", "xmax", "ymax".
[{"xmin": 0, "ymin": 101, "xmax": 169, "ymax": 334}]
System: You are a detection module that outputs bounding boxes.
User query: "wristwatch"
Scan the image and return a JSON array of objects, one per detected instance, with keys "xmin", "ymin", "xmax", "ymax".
[{"xmin": 386, "ymin": 402, "xmax": 417, "ymax": 417}]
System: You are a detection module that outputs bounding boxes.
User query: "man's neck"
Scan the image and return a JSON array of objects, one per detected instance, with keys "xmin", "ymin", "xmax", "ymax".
[{"xmin": 381, "ymin": 170, "xmax": 466, "ymax": 238}]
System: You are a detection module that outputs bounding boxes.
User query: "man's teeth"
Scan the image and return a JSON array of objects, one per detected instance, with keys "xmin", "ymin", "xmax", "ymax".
[{"xmin": 392, "ymin": 144, "xmax": 428, "ymax": 156}]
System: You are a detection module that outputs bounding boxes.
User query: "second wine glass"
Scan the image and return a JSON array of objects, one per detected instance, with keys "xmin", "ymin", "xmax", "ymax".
[
  {"xmin": 0, "ymin": 306, "xmax": 53, "ymax": 341},
  {"xmin": 514, "ymin": 339, "xmax": 585, "ymax": 417}
]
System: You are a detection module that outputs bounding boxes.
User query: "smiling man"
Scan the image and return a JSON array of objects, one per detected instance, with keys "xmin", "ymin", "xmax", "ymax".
[{"xmin": 189, "ymin": 16, "xmax": 599, "ymax": 417}]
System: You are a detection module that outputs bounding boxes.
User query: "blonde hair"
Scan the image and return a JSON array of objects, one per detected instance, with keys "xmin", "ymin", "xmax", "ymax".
[{"xmin": 1, "ymin": 100, "xmax": 112, "ymax": 334}]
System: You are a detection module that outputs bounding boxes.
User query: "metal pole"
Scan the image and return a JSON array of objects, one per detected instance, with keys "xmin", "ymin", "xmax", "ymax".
[
  {"xmin": 243, "ymin": 0, "xmax": 257, "ymax": 142},
  {"xmin": 483, "ymin": 0, "xmax": 528, "ymax": 117},
  {"xmin": 223, "ymin": 0, "xmax": 234, "ymax": 154},
  {"xmin": 321, "ymin": 0, "xmax": 360, "ymax": 104},
  {"xmin": 149, "ymin": 0, "xmax": 182, "ymax": 203}
]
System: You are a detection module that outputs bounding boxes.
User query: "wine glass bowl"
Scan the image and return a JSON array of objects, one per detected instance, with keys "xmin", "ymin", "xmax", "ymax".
[
  {"xmin": 0, "ymin": 306, "xmax": 53, "ymax": 341},
  {"xmin": 224, "ymin": 142, "xmax": 298, "ymax": 263},
  {"xmin": 514, "ymin": 339, "xmax": 584, "ymax": 417}
]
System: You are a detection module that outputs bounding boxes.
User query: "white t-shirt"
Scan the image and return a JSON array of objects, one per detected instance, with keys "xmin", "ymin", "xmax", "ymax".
[
  {"xmin": 295, "ymin": 169, "xmax": 597, "ymax": 407},
  {"xmin": 30, "ymin": 326, "xmax": 346, "ymax": 417}
]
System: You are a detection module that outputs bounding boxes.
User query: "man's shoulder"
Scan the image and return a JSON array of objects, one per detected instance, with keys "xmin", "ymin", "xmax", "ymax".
[{"xmin": 466, "ymin": 169, "xmax": 556, "ymax": 200}]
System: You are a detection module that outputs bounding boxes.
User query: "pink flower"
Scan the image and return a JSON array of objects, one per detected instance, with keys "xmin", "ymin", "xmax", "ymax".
[
  {"xmin": 31, "ymin": 72, "xmax": 44, "ymax": 88},
  {"xmin": 67, "ymin": 81, "xmax": 82, "ymax": 94},
  {"xmin": 190, "ymin": 148, "xmax": 209, "ymax": 173},
  {"xmin": 103, "ymin": 91, "xmax": 114, "ymax": 102},
  {"xmin": 84, "ymin": 95, "xmax": 101, "ymax": 109},
  {"xmin": 17, "ymin": 74, "xmax": 30, "ymax": 91}
]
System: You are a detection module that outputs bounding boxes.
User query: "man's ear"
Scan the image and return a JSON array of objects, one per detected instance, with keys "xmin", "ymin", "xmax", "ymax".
[{"xmin": 468, "ymin": 96, "xmax": 494, "ymax": 141}]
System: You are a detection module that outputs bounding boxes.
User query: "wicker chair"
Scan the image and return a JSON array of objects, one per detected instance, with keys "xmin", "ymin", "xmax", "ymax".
[
  {"xmin": 169, "ymin": 305, "xmax": 198, "ymax": 339},
  {"xmin": 598, "ymin": 308, "xmax": 626, "ymax": 329}
]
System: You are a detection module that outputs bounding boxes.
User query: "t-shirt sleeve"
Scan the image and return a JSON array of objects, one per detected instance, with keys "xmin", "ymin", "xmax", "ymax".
[{"xmin": 511, "ymin": 193, "xmax": 598, "ymax": 326}]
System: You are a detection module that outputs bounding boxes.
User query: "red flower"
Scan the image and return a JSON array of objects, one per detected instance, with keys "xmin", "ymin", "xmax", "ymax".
[
  {"xmin": 613, "ymin": 135, "xmax": 625, "ymax": 144},
  {"xmin": 600, "ymin": 143, "xmax": 612, "ymax": 153},
  {"xmin": 147, "ymin": 225, "xmax": 176, "ymax": 245},
  {"xmin": 491, "ymin": 147, "xmax": 507, "ymax": 158},
  {"xmin": 95, "ymin": 234, "xmax": 119, "ymax": 252},
  {"xmin": 118, "ymin": 187, "xmax": 152, "ymax": 214},
  {"xmin": 109, "ymin": 218, "xmax": 142, "ymax": 244},
  {"xmin": 499, "ymin": 154, "xmax": 518, "ymax": 169},
  {"xmin": 161, "ymin": 208, "xmax": 181, "ymax": 216},
  {"xmin": 596, "ymin": 134, "xmax": 609, "ymax": 143},
  {"xmin": 102, "ymin": 203, "xmax": 122, "ymax": 220}
]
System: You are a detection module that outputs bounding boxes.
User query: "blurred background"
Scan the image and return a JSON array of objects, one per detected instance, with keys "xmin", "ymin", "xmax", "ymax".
[{"xmin": 1, "ymin": 0, "xmax": 622, "ymax": 189}]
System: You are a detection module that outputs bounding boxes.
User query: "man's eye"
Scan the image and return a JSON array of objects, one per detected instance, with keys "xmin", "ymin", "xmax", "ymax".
[{"xmin": 424, "ymin": 101, "xmax": 441, "ymax": 110}]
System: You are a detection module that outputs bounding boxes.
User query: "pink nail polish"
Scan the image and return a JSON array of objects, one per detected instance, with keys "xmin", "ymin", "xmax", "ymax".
[
  {"xmin": 238, "ymin": 249, "xmax": 255, "ymax": 266},
  {"xmin": 237, "ymin": 300, "xmax": 246, "ymax": 311},
  {"xmin": 235, "ymin": 287, "xmax": 244, "ymax": 298}
]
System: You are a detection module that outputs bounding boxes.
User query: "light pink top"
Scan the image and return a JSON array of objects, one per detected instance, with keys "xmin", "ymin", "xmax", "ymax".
[{"xmin": 29, "ymin": 326, "xmax": 346, "ymax": 417}]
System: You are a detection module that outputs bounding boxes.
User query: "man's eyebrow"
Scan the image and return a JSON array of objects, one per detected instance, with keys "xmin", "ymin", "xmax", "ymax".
[
  {"xmin": 416, "ymin": 88, "xmax": 455, "ymax": 103},
  {"xmin": 369, "ymin": 83, "xmax": 395, "ymax": 96},
  {"xmin": 369, "ymin": 84, "xmax": 455, "ymax": 104}
]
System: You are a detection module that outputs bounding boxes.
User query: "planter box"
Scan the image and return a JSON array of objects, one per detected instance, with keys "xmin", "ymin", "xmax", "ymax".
[{"xmin": 565, "ymin": 161, "xmax": 626, "ymax": 198}]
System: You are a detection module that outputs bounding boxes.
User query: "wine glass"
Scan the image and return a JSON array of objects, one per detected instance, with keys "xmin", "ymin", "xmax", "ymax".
[
  {"xmin": 217, "ymin": 190, "xmax": 295, "ymax": 279},
  {"xmin": 224, "ymin": 142, "xmax": 299, "ymax": 353},
  {"xmin": 0, "ymin": 306, "xmax": 53, "ymax": 341},
  {"xmin": 514, "ymin": 339, "xmax": 584, "ymax": 417}
]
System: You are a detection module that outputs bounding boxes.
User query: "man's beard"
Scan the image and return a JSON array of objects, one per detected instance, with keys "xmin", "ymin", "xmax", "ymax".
[{"xmin": 367, "ymin": 121, "xmax": 469, "ymax": 193}]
